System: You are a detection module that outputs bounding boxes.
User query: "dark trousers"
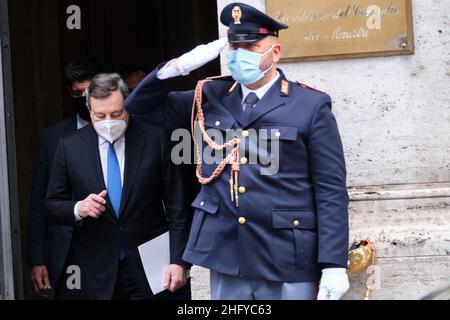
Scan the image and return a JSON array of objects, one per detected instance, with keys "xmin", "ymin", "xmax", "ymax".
[
  {"xmin": 54, "ymin": 270, "xmax": 88, "ymax": 300},
  {"xmin": 55, "ymin": 259, "xmax": 192, "ymax": 300},
  {"xmin": 112, "ymin": 260, "xmax": 192, "ymax": 300}
]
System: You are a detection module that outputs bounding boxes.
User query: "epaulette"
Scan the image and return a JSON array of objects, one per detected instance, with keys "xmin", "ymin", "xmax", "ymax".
[{"xmin": 296, "ymin": 81, "xmax": 325, "ymax": 94}]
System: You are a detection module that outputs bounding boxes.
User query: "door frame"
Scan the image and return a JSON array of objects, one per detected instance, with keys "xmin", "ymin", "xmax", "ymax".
[{"xmin": 0, "ymin": 0, "xmax": 24, "ymax": 300}]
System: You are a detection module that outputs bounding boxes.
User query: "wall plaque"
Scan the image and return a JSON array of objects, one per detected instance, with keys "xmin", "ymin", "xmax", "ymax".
[{"xmin": 266, "ymin": 0, "xmax": 415, "ymax": 61}]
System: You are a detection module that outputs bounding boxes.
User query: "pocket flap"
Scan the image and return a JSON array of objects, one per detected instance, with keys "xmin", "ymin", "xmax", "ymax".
[
  {"xmin": 260, "ymin": 125, "xmax": 298, "ymax": 141},
  {"xmin": 272, "ymin": 210, "xmax": 317, "ymax": 229},
  {"xmin": 205, "ymin": 112, "xmax": 236, "ymax": 131},
  {"xmin": 191, "ymin": 191, "xmax": 220, "ymax": 214}
]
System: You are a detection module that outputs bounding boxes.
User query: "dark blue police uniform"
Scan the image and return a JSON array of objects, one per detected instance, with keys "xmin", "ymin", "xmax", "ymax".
[{"xmin": 126, "ymin": 1, "xmax": 349, "ymax": 291}]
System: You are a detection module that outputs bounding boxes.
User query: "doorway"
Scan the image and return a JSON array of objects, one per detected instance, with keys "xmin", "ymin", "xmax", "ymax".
[{"xmin": 4, "ymin": 0, "xmax": 220, "ymax": 299}]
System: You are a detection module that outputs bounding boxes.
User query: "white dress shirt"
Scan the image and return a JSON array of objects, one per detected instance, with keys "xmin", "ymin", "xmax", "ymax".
[
  {"xmin": 74, "ymin": 134, "xmax": 126, "ymax": 221},
  {"xmin": 98, "ymin": 135, "xmax": 126, "ymax": 187},
  {"xmin": 240, "ymin": 72, "xmax": 280, "ymax": 109}
]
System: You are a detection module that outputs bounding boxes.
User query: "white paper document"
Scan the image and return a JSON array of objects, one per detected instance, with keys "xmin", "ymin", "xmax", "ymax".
[{"xmin": 138, "ymin": 231, "xmax": 170, "ymax": 295}]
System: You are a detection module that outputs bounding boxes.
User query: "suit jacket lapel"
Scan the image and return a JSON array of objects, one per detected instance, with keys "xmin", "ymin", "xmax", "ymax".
[
  {"xmin": 79, "ymin": 125, "xmax": 105, "ymax": 191},
  {"xmin": 221, "ymin": 84, "xmax": 247, "ymax": 126},
  {"xmin": 242, "ymin": 72, "xmax": 288, "ymax": 127},
  {"xmin": 119, "ymin": 118, "xmax": 145, "ymax": 217},
  {"xmin": 79, "ymin": 125, "xmax": 117, "ymax": 223}
]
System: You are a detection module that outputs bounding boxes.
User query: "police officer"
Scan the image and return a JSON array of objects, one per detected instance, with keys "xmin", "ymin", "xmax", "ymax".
[{"xmin": 126, "ymin": 2, "xmax": 350, "ymax": 300}]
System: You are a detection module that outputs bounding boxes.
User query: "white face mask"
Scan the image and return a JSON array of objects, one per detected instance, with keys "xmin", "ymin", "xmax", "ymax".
[{"xmin": 94, "ymin": 119, "xmax": 127, "ymax": 144}]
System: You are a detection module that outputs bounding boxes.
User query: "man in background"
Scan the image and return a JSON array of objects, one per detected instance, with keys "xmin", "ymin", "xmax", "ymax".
[
  {"xmin": 28, "ymin": 56, "xmax": 102, "ymax": 298},
  {"xmin": 121, "ymin": 65, "xmax": 149, "ymax": 94}
]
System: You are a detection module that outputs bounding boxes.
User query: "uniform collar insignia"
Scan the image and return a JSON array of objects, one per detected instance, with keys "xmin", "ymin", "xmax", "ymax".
[{"xmin": 281, "ymin": 80, "xmax": 289, "ymax": 96}]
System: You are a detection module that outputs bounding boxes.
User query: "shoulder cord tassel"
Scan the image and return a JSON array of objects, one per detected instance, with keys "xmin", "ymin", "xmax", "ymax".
[{"xmin": 191, "ymin": 79, "xmax": 241, "ymax": 207}]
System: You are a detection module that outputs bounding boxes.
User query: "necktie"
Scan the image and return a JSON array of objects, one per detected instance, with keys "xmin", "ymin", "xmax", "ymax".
[
  {"xmin": 108, "ymin": 143, "xmax": 125, "ymax": 260},
  {"xmin": 107, "ymin": 142, "xmax": 122, "ymax": 217},
  {"xmin": 243, "ymin": 92, "xmax": 259, "ymax": 120}
]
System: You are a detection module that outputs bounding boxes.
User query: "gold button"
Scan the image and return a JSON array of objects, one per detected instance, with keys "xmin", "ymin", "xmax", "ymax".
[
  {"xmin": 293, "ymin": 220, "xmax": 300, "ymax": 227},
  {"xmin": 240, "ymin": 157, "xmax": 248, "ymax": 165},
  {"xmin": 200, "ymin": 201, "xmax": 205, "ymax": 207},
  {"xmin": 215, "ymin": 121, "xmax": 221, "ymax": 127},
  {"xmin": 275, "ymin": 131, "xmax": 281, "ymax": 138},
  {"xmin": 242, "ymin": 130, "xmax": 249, "ymax": 138},
  {"xmin": 239, "ymin": 186, "xmax": 246, "ymax": 194},
  {"xmin": 239, "ymin": 217, "xmax": 246, "ymax": 225}
]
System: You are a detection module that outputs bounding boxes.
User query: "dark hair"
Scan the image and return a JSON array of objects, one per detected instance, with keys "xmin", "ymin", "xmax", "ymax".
[
  {"xmin": 65, "ymin": 56, "xmax": 103, "ymax": 86},
  {"xmin": 86, "ymin": 73, "xmax": 129, "ymax": 109},
  {"xmin": 120, "ymin": 64, "xmax": 149, "ymax": 81}
]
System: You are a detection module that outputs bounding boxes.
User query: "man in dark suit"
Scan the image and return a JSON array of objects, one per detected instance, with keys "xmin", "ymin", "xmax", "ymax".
[
  {"xmin": 28, "ymin": 57, "xmax": 102, "ymax": 298},
  {"xmin": 46, "ymin": 73, "xmax": 192, "ymax": 300},
  {"xmin": 126, "ymin": 3, "xmax": 350, "ymax": 300}
]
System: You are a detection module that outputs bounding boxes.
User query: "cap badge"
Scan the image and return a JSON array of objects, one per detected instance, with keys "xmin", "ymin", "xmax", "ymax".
[{"xmin": 232, "ymin": 6, "xmax": 242, "ymax": 24}]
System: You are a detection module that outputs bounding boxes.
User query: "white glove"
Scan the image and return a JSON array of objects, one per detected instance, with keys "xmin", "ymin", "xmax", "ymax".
[
  {"xmin": 178, "ymin": 38, "xmax": 228, "ymax": 75},
  {"xmin": 317, "ymin": 268, "xmax": 350, "ymax": 300}
]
